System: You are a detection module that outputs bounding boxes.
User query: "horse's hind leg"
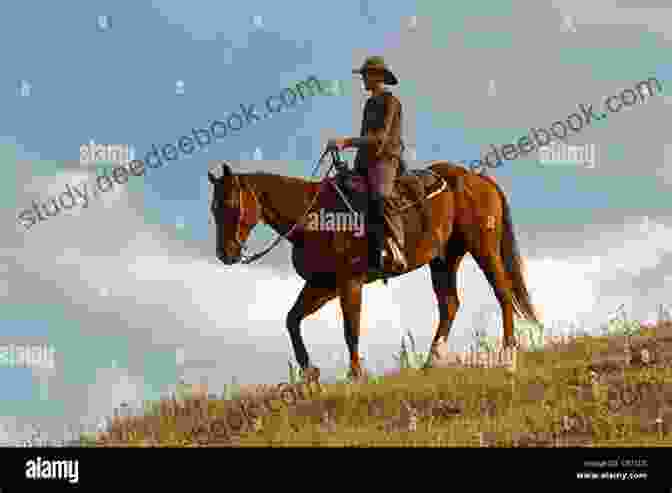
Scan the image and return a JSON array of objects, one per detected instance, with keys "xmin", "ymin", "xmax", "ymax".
[
  {"xmin": 286, "ymin": 281, "xmax": 338, "ymax": 381},
  {"xmin": 426, "ymin": 246, "xmax": 465, "ymax": 368},
  {"xmin": 466, "ymin": 224, "xmax": 518, "ymax": 349}
]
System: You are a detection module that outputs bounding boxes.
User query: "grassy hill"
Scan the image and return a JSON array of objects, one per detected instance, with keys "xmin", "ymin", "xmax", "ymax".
[{"xmin": 86, "ymin": 320, "xmax": 672, "ymax": 447}]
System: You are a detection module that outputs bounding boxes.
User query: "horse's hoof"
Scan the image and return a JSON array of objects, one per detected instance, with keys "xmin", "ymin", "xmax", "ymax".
[
  {"xmin": 348, "ymin": 368, "xmax": 369, "ymax": 383},
  {"xmin": 501, "ymin": 340, "xmax": 520, "ymax": 352},
  {"xmin": 303, "ymin": 366, "xmax": 321, "ymax": 383}
]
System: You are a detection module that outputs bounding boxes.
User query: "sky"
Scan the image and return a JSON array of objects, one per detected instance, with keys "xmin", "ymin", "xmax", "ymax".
[{"xmin": 1, "ymin": 0, "xmax": 671, "ymax": 444}]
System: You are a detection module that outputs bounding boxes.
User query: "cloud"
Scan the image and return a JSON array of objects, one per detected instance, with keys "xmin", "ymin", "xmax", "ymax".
[
  {"xmin": 0, "ymin": 417, "xmax": 24, "ymax": 446},
  {"xmin": 365, "ymin": 3, "xmax": 671, "ymax": 200},
  {"xmin": 84, "ymin": 367, "xmax": 147, "ymax": 424},
  {"xmin": 662, "ymin": 144, "xmax": 672, "ymax": 185},
  {"xmin": 14, "ymin": 165, "xmax": 131, "ymax": 236},
  {"xmin": 554, "ymin": 2, "xmax": 672, "ymax": 38},
  {"xmin": 14, "ymin": 183, "xmax": 672, "ymax": 356},
  {"xmin": 526, "ymin": 256, "xmax": 598, "ymax": 326}
]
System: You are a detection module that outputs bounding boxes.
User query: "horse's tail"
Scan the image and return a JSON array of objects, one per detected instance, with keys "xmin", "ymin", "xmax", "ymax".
[{"xmin": 478, "ymin": 174, "xmax": 542, "ymax": 326}]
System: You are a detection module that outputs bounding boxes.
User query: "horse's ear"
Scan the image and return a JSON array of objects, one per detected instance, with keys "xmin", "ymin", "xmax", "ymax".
[
  {"xmin": 208, "ymin": 171, "xmax": 218, "ymax": 185},
  {"xmin": 220, "ymin": 162, "xmax": 233, "ymax": 177}
]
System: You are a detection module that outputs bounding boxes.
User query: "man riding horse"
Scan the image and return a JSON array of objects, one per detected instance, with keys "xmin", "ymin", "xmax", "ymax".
[
  {"xmin": 207, "ymin": 56, "xmax": 539, "ymax": 381},
  {"xmin": 327, "ymin": 56, "xmax": 407, "ymax": 276}
]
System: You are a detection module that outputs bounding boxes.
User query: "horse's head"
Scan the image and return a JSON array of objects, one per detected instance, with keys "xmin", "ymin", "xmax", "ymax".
[{"xmin": 208, "ymin": 162, "xmax": 262, "ymax": 265}]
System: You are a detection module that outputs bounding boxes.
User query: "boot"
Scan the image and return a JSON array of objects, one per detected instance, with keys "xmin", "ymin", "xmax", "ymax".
[
  {"xmin": 366, "ymin": 193, "xmax": 386, "ymax": 274},
  {"xmin": 385, "ymin": 214, "xmax": 408, "ymax": 273}
]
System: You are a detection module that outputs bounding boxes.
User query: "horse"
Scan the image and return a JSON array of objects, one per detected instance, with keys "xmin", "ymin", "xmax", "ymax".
[{"xmin": 208, "ymin": 155, "xmax": 541, "ymax": 382}]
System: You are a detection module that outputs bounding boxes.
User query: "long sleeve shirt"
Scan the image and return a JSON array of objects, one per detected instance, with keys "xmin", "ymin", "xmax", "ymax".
[{"xmin": 353, "ymin": 91, "xmax": 403, "ymax": 173}]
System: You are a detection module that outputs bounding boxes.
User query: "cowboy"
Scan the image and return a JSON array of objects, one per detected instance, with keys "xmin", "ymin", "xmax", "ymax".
[{"xmin": 327, "ymin": 56, "xmax": 406, "ymax": 274}]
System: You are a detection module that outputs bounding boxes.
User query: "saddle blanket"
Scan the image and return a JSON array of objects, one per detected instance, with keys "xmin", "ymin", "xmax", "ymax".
[{"xmin": 321, "ymin": 168, "xmax": 445, "ymax": 215}]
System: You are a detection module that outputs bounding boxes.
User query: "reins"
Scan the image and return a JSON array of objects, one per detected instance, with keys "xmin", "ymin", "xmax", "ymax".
[
  {"xmin": 236, "ymin": 149, "xmax": 335, "ymax": 264},
  {"xmin": 227, "ymin": 150, "xmax": 450, "ymax": 265}
]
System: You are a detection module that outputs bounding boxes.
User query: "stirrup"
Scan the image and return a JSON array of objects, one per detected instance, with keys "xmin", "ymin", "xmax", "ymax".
[
  {"xmin": 384, "ymin": 239, "xmax": 407, "ymax": 273},
  {"xmin": 366, "ymin": 250, "xmax": 388, "ymax": 284}
]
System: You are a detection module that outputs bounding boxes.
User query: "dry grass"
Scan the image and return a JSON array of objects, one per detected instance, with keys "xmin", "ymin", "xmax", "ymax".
[{"xmin": 88, "ymin": 321, "xmax": 672, "ymax": 447}]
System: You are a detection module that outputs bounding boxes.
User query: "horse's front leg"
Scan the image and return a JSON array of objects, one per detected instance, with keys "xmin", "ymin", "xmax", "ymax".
[
  {"xmin": 338, "ymin": 277, "xmax": 366, "ymax": 381},
  {"xmin": 286, "ymin": 281, "xmax": 338, "ymax": 382}
]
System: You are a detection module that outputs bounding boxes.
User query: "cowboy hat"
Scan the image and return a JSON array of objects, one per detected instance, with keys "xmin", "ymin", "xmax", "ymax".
[{"xmin": 352, "ymin": 56, "xmax": 398, "ymax": 85}]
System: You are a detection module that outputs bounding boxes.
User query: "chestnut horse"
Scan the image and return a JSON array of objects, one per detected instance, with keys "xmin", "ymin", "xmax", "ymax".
[{"xmin": 208, "ymin": 158, "xmax": 540, "ymax": 381}]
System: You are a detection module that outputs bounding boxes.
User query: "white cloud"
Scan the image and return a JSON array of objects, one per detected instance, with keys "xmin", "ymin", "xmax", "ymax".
[
  {"xmin": 526, "ymin": 256, "xmax": 598, "ymax": 327},
  {"xmin": 552, "ymin": 2, "xmax": 672, "ymax": 38},
  {"xmin": 0, "ymin": 417, "xmax": 23, "ymax": 446},
  {"xmin": 598, "ymin": 217, "xmax": 672, "ymax": 276},
  {"xmin": 661, "ymin": 144, "xmax": 672, "ymax": 186},
  {"xmin": 17, "ymin": 169, "xmax": 129, "ymax": 234},
  {"xmin": 17, "ymin": 188, "xmax": 672, "ymax": 354},
  {"xmin": 175, "ymin": 348, "xmax": 185, "ymax": 366},
  {"xmin": 85, "ymin": 367, "xmax": 146, "ymax": 425}
]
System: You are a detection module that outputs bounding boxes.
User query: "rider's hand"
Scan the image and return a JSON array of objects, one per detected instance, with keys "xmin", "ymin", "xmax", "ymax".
[{"xmin": 327, "ymin": 138, "xmax": 349, "ymax": 151}]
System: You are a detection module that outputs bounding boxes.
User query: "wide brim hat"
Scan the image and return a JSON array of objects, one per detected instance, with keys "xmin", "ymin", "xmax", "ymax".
[{"xmin": 352, "ymin": 56, "xmax": 398, "ymax": 85}]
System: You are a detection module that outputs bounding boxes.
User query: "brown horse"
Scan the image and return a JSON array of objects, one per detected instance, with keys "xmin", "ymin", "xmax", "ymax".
[{"xmin": 208, "ymin": 158, "xmax": 541, "ymax": 381}]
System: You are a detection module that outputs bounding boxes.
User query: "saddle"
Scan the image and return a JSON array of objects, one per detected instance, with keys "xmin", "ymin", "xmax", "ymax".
[
  {"xmin": 332, "ymin": 167, "xmax": 443, "ymax": 223},
  {"xmin": 320, "ymin": 164, "xmax": 446, "ymax": 267},
  {"xmin": 390, "ymin": 168, "xmax": 443, "ymax": 221}
]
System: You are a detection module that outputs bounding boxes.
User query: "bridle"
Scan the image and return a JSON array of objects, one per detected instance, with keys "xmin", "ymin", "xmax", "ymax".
[
  {"xmin": 212, "ymin": 148, "xmax": 358, "ymax": 264},
  {"xmin": 215, "ymin": 171, "xmax": 319, "ymax": 265},
  {"xmin": 227, "ymin": 175, "xmax": 263, "ymax": 255}
]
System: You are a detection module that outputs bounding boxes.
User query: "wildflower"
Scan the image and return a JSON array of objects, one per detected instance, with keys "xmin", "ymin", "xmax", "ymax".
[
  {"xmin": 641, "ymin": 348, "xmax": 651, "ymax": 364},
  {"xmin": 320, "ymin": 411, "xmax": 337, "ymax": 433}
]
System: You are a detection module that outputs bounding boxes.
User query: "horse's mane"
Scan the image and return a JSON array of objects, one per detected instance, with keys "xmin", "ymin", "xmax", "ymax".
[{"xmin": 241, "ymin": 170, "xmax": 316, "ymax": 185}]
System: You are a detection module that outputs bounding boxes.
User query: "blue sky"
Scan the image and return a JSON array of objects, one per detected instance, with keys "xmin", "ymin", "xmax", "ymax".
[{"xmin": 1, "ymin": 0, "xmax": 672, "ymax": 444}]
